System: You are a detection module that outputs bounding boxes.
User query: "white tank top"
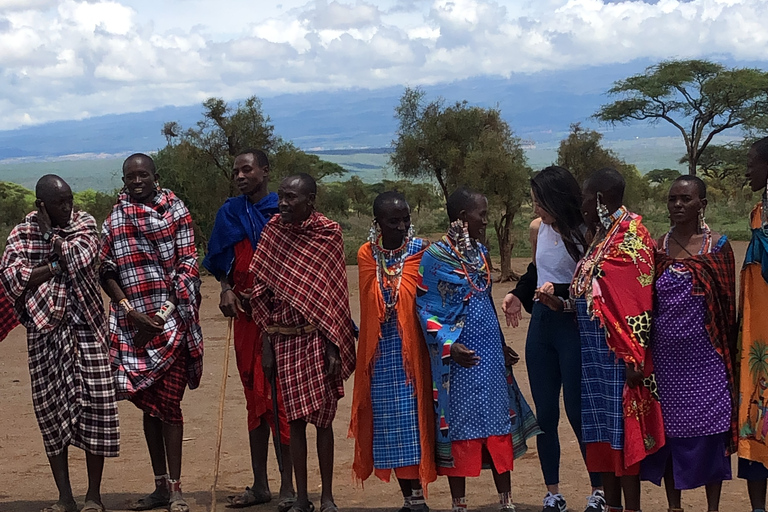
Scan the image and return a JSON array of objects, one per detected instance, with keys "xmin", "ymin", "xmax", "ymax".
[{"xmin": 536, "ymin": 222, "xmax": 578, "ymax": 288}]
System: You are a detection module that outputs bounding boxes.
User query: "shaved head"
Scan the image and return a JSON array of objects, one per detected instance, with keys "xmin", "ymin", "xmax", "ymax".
[
  {"xmin": 123, "ymin": 153, "xmax": 156, "ymax": 176},
  {"xmin": 35, "ymin": 174, "xmax": 71, "ymax": 203},
  {"xmin": 35, "ymin": 174, "xmax": 74, "ymax": 228}
]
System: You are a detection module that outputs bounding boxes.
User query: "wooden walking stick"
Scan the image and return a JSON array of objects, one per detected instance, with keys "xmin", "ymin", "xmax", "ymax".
[{"xmin": 211, "ymin": 318, "xmax": 233, "ymax": 512}]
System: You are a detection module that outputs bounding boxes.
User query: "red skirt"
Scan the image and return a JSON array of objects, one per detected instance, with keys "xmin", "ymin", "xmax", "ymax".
[
  {"xmin": 586, "ymin": 442, "xmax": 640, "ymax": 476},
  {"xmin": 437, "ymin": 435, "xmax": 514, "ymax": 477}
]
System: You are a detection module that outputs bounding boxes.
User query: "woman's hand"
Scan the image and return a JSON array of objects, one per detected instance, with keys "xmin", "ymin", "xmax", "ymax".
[
  {"xmin": 503, "ymin": 345, "xmax": 520, "ymax": 366},
  {"xmin": 450, "ymin": 343, "xmax": 480, "ymax": 368},
  {"xmin": 625, "ymin": 364, "xmax": 644, "ymax": 389},
  {"xmin": 502, "ymin": 293, "xmax": 523, "ymax": 328}
]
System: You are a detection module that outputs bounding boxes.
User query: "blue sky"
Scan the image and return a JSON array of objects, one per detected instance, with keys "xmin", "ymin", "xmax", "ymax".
[{"xmin": 1, "ymin": 0, "xmax": 767, "ymax": 131}]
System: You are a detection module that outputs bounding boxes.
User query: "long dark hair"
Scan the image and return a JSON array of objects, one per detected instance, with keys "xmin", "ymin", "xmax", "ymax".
[{"xmin": 531, "ymin": 166, "xmax": 587, "ymax": 262}]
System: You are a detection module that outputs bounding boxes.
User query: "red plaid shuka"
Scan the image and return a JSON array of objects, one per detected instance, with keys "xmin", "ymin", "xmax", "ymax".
[
  {"xmin": 100, "ymin": 190, "xmax": 203, "ymax": 404},
  {"xmin": 656, "ymin": 240, "xmax": 738, "ymax": 453},
  {"xmin": 249, "ymin": 212, "xmax": 356, "ymax": 425},
  {"xmin": 0, "ymin": 211, "xmax": 119, "ymax": 457},
  {"xmin": 0, "ymin": 281, "xmax": 19, "ymax": 342}
]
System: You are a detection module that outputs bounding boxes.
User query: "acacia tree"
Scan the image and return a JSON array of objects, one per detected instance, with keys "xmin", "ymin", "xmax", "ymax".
[
  {"xmin": 390, "ymin": 87, "xmax": 530, "ymax": 281},
  {"xmin": 156, "ymin": 96, "xmax": 345, "ymax": 245},
  {"xmin": 595, "ymin": 59, "xmax": 768, "ymax": 176},
  {"xmin": 689, "ymin": 140, "xmax": 751, "ymax": 200}
]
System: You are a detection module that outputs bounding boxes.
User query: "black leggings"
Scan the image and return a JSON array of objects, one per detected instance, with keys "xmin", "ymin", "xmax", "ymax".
[{"xmin": 525, "ymin": 301, "xmax": 601, "ymax": 488}]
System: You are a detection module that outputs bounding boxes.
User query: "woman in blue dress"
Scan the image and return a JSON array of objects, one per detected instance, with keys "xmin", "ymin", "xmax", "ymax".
[{"xmin": 417, "ymin": 188, "xmax": 539, "ymax": 512}]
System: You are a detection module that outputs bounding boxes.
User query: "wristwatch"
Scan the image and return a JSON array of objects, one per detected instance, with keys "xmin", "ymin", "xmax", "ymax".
[{"xmin": 42, "ymin": 231, "xmax": 53, "ymax": 243}]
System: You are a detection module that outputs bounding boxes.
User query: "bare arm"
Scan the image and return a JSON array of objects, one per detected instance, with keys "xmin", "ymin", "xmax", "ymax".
[{"xmin": 529, "ymin": 218, "xmax": 541, "ymax": 265}]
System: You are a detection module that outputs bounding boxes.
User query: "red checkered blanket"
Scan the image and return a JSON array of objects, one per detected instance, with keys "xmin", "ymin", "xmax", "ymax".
[
  {"xmin": 249, "ymin": 211, "xmax": 356, "ymax": 381},
  {"xmin": 100, "ymin": 190, "xmax": 203, "ymax": 398}
]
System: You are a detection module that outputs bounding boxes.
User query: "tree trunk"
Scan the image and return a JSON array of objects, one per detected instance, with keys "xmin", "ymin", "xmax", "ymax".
[
  {"xmin": 688, "ymin": 149, "xmax": 697, "ymax": 176},
  {"xmin": 494, "ymin": 213, "xmax": 514, "ymax": 282}
]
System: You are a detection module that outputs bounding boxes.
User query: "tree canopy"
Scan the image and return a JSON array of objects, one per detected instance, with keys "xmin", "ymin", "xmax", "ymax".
[
  {"xmin": 390, "ymin": 87, "xmax": 530, "ymax": 280},
  {"xmin": 156, "ymin": 96, "xmax": 345, "ymax": 245},
  {"xmin": 594, "ymin": 59, "xmax": 768, "ymax": 176},
  {"xmin": 556, "ymin": 124, "xmax": 648, "ymax": 208}
]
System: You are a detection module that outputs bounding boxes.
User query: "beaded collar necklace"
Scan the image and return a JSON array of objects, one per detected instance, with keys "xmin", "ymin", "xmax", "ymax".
[{"xmin": 370, "ymin": 227, "xmax": 412, "ymax": 320}]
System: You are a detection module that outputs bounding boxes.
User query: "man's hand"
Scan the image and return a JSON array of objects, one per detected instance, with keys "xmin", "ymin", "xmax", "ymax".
[
  {"xmin": 36, "ymin": 202, "xmax": 52, "ymax": 236},
  {"xmin": 450, "ymin": 343, "xmax": 480, "ymax": 368},
  {"xmin": 127, "ymin": 310, "xmax": 163, "ymax": 348},
  {"xmin": 219, "ymin": 289, "xmax": 243, "ymax": 319},
  {"xmin": 502, "ymin": 293, "xmax": 523, "ymax": 328},
  {"xmin": 503, "ymin": 344, "xmax": 520, "ymax": 366},
  {"xmin": 324, "ymin": 341, "xmax": 341, "ymax": 377},
  {"xmin": 625, "ymin": 364, "xmax": 644, "ymax": 389},
  {"xmin": 262, "ymin": 333, "xmax": 275, "ymax": 381},
  {"xmin": 535, "ymin": 290, "xmax": 564, "ymax": 312}
]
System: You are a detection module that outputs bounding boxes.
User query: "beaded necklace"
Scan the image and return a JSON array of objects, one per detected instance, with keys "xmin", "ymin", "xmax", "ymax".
[
  {"xmin": 662, "ymin": 223, "xmax": 712, "ymax": 257},
  {"xmin": 444, "ymin": 230, "xmax": 491, "ymax": 294},
  {"xmin": 571, "ymin": 207, "xmax": 627, "ymax": 299},
  {"xmin": 370, "ymin": 231, "xmax": 411, "ymax": 320}
]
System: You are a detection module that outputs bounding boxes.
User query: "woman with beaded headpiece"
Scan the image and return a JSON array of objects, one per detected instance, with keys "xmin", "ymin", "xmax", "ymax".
[
  {"xmin": 639, "ymin": 175, "xmax": 736, "ymax": 512},
  {"xmin": 349, "ymin": 191, "xmax": 435, "ymax": 512},
  {"xmin": 415, "ymin": 187, "xmax": 539, "ymax": 512},
  {"xmin": 539, "ymin": 168, "xmax": 664, "ymax": 512},
  {"xmin": 737, "ymin": 136, "xmax": 768, "ymax": 512}
]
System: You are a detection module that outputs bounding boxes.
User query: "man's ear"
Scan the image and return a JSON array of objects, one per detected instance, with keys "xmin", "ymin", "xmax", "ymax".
[
  {"xmin": 153, "ymin": 172, "xmax": 161, "ymax": 183},
  {"xmin": 308, "ymin": 192, "xmax": 317, "ymax": 205}
]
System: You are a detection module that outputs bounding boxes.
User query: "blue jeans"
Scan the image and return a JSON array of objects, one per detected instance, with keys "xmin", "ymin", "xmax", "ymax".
[{"xmin": 525, "ymin": 302, "xmax": 602, "ymax": 488}]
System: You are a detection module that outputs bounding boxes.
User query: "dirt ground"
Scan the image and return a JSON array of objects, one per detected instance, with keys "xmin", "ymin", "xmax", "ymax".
[{"xmin": 0, "ymin": 247, "xmax": 753, "ymax": 512}]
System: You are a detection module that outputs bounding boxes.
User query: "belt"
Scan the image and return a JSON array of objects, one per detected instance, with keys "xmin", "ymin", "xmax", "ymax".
[{"xmin": 264, "ymin": 324, "xmax": 317, "ymax": 336}]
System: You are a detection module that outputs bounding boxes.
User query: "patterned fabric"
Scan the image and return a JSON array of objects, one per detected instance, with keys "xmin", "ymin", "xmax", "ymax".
[
  {"xmin": 738, "ymin": 204, "xmax": 768, "ymax": 466},
  {"xmin": 653, "ymin": 236, "xmax": 736, "ymax": 452},
  {"xmin": 0, "ymin": 211, "xmax": 119, "ymax": 457},
  {"xmin": 249, "ymin": 211, "xmax": 356, "ymax": 426},
  {"xmin": 578, "ymin": 297, "xmax": 625, "ymax": 450},
  {"xmin": 100, "ymin": 189, "xmax": 203, "ymax": 400},
  {"xmin": 571, "ymin": 208, "xmax": 664, "ymax": 468},
  {"xmin": 0, "ymin": 283, "xmax": 19, "ymax": 342},
  {"xmin": 416, "ymin": 238, "xmax": 539, "ymax": 468},
  {"xmin": 202, "ymin": 193, "xmax": 279, "ymax": 280},
  {"xmin": 249, "ymin": 211, "xmax": 356, "ymax": 379},
  {"xmin": 131, "ymin": 347, "xmax": 188, "ymax": 424},
  {"xmin": 231, "ymin": 239, "xmax": 290, "ymax": 440},
  {"xmin": 350, "ymin": 238, "xmax": 435, "ymax": 483}
]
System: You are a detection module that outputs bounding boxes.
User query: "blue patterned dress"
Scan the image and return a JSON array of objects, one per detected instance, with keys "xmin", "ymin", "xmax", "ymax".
[{"xmin": 371, "ymin": 238, "xmax": 427, "ymax": 469}]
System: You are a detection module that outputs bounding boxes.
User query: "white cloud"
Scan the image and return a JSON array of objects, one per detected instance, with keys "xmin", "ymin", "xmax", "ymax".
[{"xmin": 0, "ymin": 0, "xmax": 767, "ymax": 129}]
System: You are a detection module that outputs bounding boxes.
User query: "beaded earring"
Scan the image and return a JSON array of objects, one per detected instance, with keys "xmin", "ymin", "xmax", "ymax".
[
  {"xmin": 368, "ymin": 218, "xmax": 381, "ymax": 245},
  {"xmin": 596, "ymin": 192, "xmax": 612, "ymax": 230},
  {"xmin": 698, "ymin": 208, "xmax": 706, "ymax": 232}
]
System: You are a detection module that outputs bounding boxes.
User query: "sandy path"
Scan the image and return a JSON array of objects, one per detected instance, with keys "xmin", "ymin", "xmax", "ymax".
[{"xmin": 0, "ymin": 246, "xmax": 752, "ymax": 511}]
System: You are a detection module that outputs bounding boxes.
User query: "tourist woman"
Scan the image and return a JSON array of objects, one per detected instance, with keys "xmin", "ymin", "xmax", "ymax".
[
  {"xmin": 416, "ymin": 188, "xmax": 539, "ymax": 512},
  {"xmin": 640, "ymin": 175, "xmax": 736, "ymax": 512},
  {"xmin": 540, "ymin": 168, "xmax": 664, "ymax": 512},
  {"xmin": 502, "ymin": 166, "xmax": 604, "ymax": 512},
  {"xmin": 349, "ymin": 191, "xmax": 435, "ymax": 512}
]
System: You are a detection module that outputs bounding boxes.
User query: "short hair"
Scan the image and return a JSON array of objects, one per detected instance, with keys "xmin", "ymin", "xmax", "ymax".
[
  {"xmin": 237, "ymin": 148, "xmax": 269, "ymax": 168},
  {"xmin": 446, "ymin": 187, "xmax": 480, "ymax": 222},
  {"xmin": 122, "ymin": 153, "xmax": 156, "ymax": 175},
  {"xmin": 672, "ymin": 174, "xmax": 707, "ymax": 199},
  {"xmin": 752, "ymin": 137, "xmax": 768, "ymax": 164},
  {"xmin": 284, "ymin": 173, "xmax": 317, "ymax": 196},
  {"xmin": 584, "ymin": 167, "xmax": 625, "ymax": 205},
  {"xmin": 373, "ymin": 191, "xmax": 408, "ymax": 219},
  {"xmin": 35, "ymin": 174, "xmax": 69, "ymax": 201}
]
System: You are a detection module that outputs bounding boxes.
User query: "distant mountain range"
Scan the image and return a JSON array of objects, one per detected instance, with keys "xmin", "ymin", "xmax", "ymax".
[{"xmin": 0, "ymin": 59, "xmax": 697, "ymax": 161}]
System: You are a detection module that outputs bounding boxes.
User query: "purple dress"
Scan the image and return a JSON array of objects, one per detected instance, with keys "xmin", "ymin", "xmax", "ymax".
[{"xmin": 641, "ymin": 236, "xmax": 732, "ymax": 489}]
